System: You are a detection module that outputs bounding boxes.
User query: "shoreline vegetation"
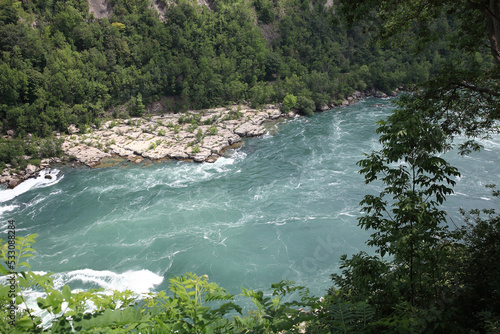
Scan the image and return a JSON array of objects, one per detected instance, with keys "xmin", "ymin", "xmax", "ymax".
[
  {"xmin": 0, "ymin": 0, "xmax": 441, "ymax": 192},
  {"xmin": 0, "ymin": 89, "xmax": 393, "ymax": 190}
]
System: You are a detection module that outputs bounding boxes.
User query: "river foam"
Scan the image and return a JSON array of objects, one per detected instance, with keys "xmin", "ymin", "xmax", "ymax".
[
  {"xmin": 3, "ymin": 268, "xmax": 164, "ymax": 328},
  {"xmin": 0, "ymin": 169, "xmax": 61, "ymax": 203},
  {"xmin": 52, "ymin": 269, "xmax": 164, "ymax": 293}
]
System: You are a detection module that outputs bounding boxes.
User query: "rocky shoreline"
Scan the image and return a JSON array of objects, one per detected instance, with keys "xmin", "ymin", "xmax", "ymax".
[
  {"xmin": 0, "ymin": 158, "xmax": 62, "ymax": 189},
  {"xmin": 0, "ymin": 104, "xmax": 286, "ymax": 189},
  {"xmin": 1, "ymin": 89, "xmax": 395, "ymax": 190},
  {"xmin": 61, "ymin": 104, "xmax": 284, "ymax": 167}
]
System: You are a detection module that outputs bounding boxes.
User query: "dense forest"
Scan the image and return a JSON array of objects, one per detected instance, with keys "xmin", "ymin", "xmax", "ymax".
[
  {"xmin": 0, "ymin": 0, "xmax": 455, "ymax": 168},
  {"xmin": 1, "ymin": 0, "xmax": 500, "ymax": 332}
]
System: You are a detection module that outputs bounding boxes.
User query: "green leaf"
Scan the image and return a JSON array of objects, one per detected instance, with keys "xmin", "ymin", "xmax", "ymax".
[
  {"xmin": 18, "ymin": 262, "xmax": 31, "ymax": 268},
  {"xmin": 15, "ymin": 317, "xmax": 35, "ymax": 328},
  {"xmin": 62, "ymin": 284, "xmax": 71, "ymax": 302},
  {"xmin": 0, "ymin": 264, "xmax": 9, "ymax": 275}
]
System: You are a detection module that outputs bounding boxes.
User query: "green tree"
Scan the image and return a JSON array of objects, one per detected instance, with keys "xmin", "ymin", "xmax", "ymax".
[
  {"xmin": 337, "ymin": 0, "xmax": 500, "ymax": 151},
  {"xmin": 355, "ymin": 104, "xmax": 459, "ymax": 306},
  {"xmin": 295, "ymin": 95, "xmax": 315, "ymax": 116},
  {"xmin": 0, "ymin": 63, "xmax": 28, "ymax": 105},
  {"xmin": 281, "ymin": 94, "xmax": 297, "ymax": 113},
  {"xmin": 447, "ymin": 188, "xmax": 500, "ymax": 330},
  {"xmin": 249, "ymin": 82, "xmax": 272, "ymax": 108},
  {"xmin": 0, "ymin": 0, "xmax": 19, "ymax": 25},
  {"xmin": 326, "ymin": 105, "xmax": 468, "ymax": 332},
  {"xmin": 254, "ymin": 0, "xmax": 275, "ymax": 24},
  {"xmin": 225, "ymin": 80, "xmax": 248, "ymax": 102},
  {"xmin": 129, "ymin": 93, "xmax": 145, "ymax": 117}
]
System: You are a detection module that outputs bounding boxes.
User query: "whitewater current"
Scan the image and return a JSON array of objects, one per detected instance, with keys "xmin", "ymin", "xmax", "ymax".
[{"xmin": 1, "ymin": 98, "xmax": 499, "ymax": 312}]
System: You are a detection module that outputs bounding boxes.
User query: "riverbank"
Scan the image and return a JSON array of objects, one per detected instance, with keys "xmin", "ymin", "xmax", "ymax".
[
  {"xmin": 0, "ymin": 89, "xmax": 394, "ymax": 189},
  {"xmin": 61, "ymin": 104, "xmax": 284, "ymax": 167},
  {"xmin": 0, "ymin": 104, "xmax": 286, "ymax": 189}
]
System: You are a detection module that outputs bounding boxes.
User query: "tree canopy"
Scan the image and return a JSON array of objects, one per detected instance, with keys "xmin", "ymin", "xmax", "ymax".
[
  {"xmin": 315, "ymin": 1, "xmax": 500, "ymax": 332},
  {"xmin": 338, "ymin": 0, "xmax": 500, "ymax": 151},
  {"xmin": 0, "ymin": 0, "xmax": 462, "ymax": 138}
]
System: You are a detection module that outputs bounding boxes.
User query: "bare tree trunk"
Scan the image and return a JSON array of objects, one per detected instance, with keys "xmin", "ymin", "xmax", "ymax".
[
  {"xmin": 485, "ymin": 0, "xmax": 500, "ymax": 63},
  {"xmin": 469, "ymin": 0, "xmax": 500, "ymax": 63}
]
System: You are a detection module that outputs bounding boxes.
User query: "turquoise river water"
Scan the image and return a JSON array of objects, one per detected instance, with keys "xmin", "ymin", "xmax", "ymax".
[{"xmin": 1, "ymin": 98, "xmax": 499, "ymax": 314}]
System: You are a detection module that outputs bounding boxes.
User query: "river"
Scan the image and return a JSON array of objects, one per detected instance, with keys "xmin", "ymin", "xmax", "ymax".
[{"xmin": 1, "ymin": 97, "xmax": 499, "ymax": 309}]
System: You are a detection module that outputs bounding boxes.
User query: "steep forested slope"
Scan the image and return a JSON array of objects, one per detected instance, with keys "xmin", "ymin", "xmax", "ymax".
[
  {"xmin": 0, "ymin": 0, "xmax": 452, "ymax": 167},
  {"xmin": 0, "ymin": 0, "xmax": 451, "ymax": 131}
]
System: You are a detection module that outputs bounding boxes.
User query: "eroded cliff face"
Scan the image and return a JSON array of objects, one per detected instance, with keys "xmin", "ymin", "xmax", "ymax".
[
  {"xmin": 150, "ymin": 0, "xmax": 167, "ymax": 22},
  {"xmin": 88, "ymin": 0, "xmax": 113, "ymax": 19},
  {"xmin": 87, "ymin": 0, "xmax": 213, "ymax": 21}
]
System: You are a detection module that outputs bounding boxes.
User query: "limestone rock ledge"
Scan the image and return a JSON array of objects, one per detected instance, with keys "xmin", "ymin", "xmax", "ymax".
[{"xmin": 61, "ymin": 105, "xmax": 286, "ymax": 167}]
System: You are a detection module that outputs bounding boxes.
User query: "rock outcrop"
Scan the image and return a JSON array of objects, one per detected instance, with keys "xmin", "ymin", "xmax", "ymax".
[
  {"xmin": 88, "ymin": 0, "xmax": 113, "ymax": 19},
  {"xmin": 0, "ymin": 88, "xmax": 401, "ymax": 189},
  {"xmin": 60, "ymin": 105, "xmax": 287, "ymax": 167}
]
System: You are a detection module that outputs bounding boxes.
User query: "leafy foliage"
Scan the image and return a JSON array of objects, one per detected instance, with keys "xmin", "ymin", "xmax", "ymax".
[
  {"xmin": 295, "ymin": 95, "xmax": 315, "ymax": 116},
  {"xmin": 0, "ymin": 235, "xmax": 321, "ymax": 333},
  {"xmin": 314, "ymin": 1, "xmax": 500, "ymax": 332},
  {"xmin": 336, "ymin": 0, "xmax": 500, "ymax": 151},
  {"xmin": 281, "ymin": 94, "xmax": 297, "ymax": 113},
  {"xmin": 0, "ymin": 0, "xmax": 456, "ymax": 143},
  {"xmin": 447, "ymin": 188, "xmax": 500, "ymax": 330}
]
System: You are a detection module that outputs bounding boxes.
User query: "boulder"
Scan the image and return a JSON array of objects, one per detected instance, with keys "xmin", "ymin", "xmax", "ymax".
[
  {"xmin": 268, "ymin": 109, "xmax": 282, "ymax": 119},
  {"xmin": 250, "ymin": 115, "xmax": 267, "ymax": 125},
  {"xmin": 110, "ymin": 145, "xmax": 135, "ymax": 157},
  {"xmin": 65, "ymin": 144, "xmax": 111, "ymax": 166},
  {"xmin": 234, "ymin": 122, "xmax": 266, "ymax": 137},
  {"xmin": 352, "ymin": 91, "xmax": 363, "ymax": 99},
  {"xmin": 8, "ymin": 178, "xmax": 18, "ymax": 189},
  {"xmin": 206, "ymin": 155, "xmax": 219, "ymax": 163},
  {"xmin": 45, "ymin": 175, "xmax": 52, "ymax": 180},
  {"xmin": 67, "ymin": 124, "xmax": 80, "ymax": 134},
  {"xmin": 142, "ymin": 148, "xmax": 170, "ymax": 160},
  {"xmin": 123, "ymin": 141, "xmax": 152, "ymax": 155},
  {"xmin": 202, "ymin": 135, "xmax": 228, "ymax": 154},
  {"xmin": 25, "ymin": 164, "xmax": 37, "ymax": 176},
  {"xmin": 168, "ymin": 147, "xmax": 189, "ymax": 159},
  {"xmin": 6, "ymin": 130, "xmax": 15, "ymax": 137},
  {"xmin": 227, "ymin": 136, "xmax": 242, "ymax": 145},
  {"xmin": 193, "ymin": 154, "xmax": 207, "ymax": 162}
]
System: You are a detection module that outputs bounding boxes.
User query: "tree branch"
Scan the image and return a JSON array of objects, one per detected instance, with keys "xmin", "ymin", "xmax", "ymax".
[
  {"xmin": 448, "ymin": 81, "xmax": 500, "ymax": 97},
  {"xmin": 467, "ymin": 0, "xmax": 500, "ymax": 23}
]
